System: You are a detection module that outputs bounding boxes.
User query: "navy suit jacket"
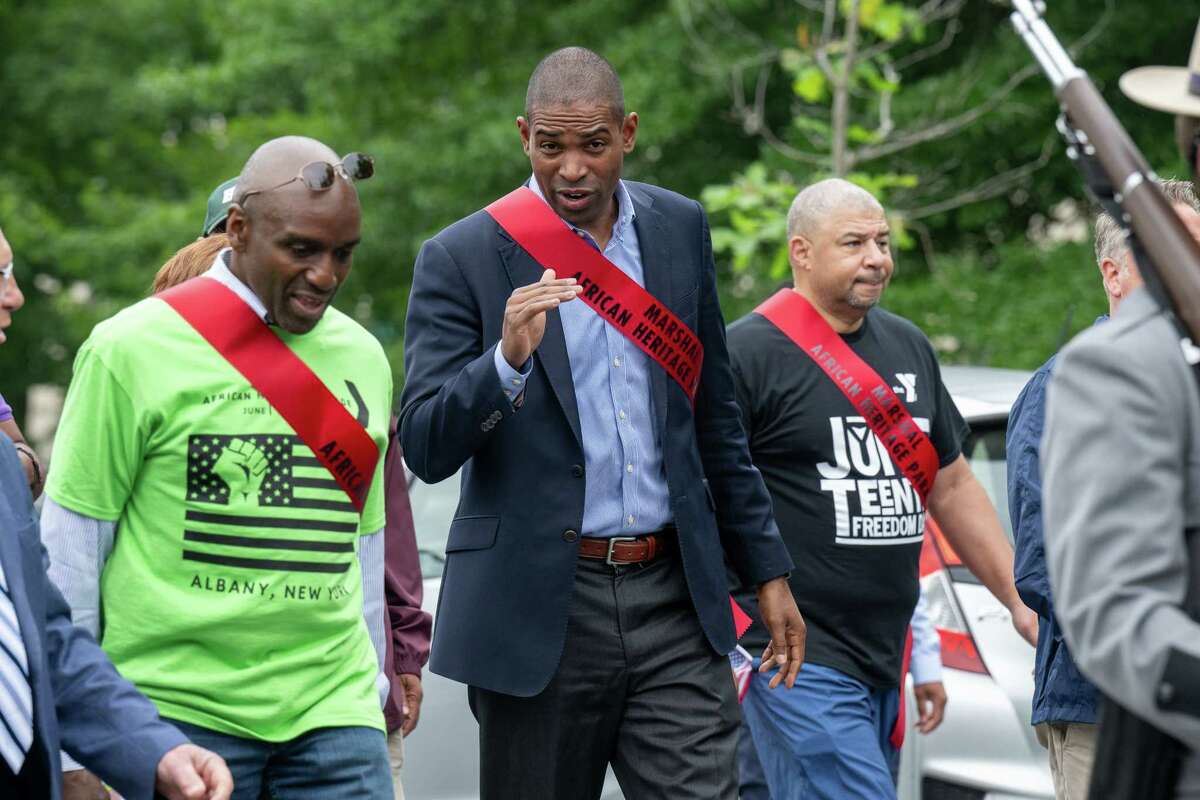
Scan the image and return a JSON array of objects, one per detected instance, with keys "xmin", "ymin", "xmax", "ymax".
[
  {"xmin": 0, "ymin": 433, "xmax": 186, "ymax": 799},
  {"xmin": 399, "ymin": 181, "xmax": 794, "ymax": 696}
]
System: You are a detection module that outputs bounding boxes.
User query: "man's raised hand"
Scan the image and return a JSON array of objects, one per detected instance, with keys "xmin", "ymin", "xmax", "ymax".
[{"xmin": 500, "ymin": 269, "xmax": 583, "ymax": 369}]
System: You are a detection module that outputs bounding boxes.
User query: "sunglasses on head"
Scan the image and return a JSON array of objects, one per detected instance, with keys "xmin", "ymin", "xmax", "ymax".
[{"xmin": 238, "ymin": 152, "xmax": 375, "ymax": 204}]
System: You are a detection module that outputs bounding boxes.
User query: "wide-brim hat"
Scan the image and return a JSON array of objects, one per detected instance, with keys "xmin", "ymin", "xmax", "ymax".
[
  {"xmin": 202, "ymin": 176, "xmax": 240, "ymax": 237},
  {"xmin": 1120, "ymin": 22, "xmax": 1200, "ymax": 116}
]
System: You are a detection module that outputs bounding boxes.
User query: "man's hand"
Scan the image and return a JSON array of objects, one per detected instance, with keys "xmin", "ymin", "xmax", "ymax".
[
  {"xmin": 155, "ymin": 744, "xmax": 233, "ymax": 800},
  {"xmin": 500, "ymin": 269, "xmax": 582, "ymax": 369},
  {"xmin": 63, "ymin": 770, "xmax": 110, "ymax": 800},
  {"xmin": 13, "ymin": 445, "xmax": 43, "ymax": 499},
  {"xmin": 913, "ymin": 681, "xmax": 948, "ymax": 734},
  {"xmin": 1011, "ymin": 603, "xmax": 1039, "ymax": 647},
  {"xmin": 756, "ymin": 577, "xmax": 806, "ymax": 689},
  {"xmin": 399, "ymin": 673, "xmax": 424, "ymax": 737}
]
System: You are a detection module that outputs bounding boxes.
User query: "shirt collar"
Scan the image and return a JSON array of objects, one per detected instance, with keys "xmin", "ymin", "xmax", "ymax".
[
  {"xmin": 204, "ymin": 249, "xmax": 271, "ymax": 323},
  {"xmin": 525, "ymin": 176, "xmax": 636, "ymax": 241}
]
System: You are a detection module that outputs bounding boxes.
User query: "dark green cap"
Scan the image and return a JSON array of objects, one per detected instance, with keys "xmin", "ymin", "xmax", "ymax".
[{"xmin": 202, "ymin": 177, "xmax": 240, "ymax": 237}]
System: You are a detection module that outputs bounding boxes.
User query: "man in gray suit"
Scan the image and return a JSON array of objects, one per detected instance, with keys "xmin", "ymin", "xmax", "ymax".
[{"xmin": 1042, "ymin": 21, "xmax": 1200, "ymax": 799}]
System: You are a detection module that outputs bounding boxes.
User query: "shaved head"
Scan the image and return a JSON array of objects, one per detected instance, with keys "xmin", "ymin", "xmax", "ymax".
[
  {"xmin": 235, "ymin": 136, "xmax": 343, "ymax": 214},
  {"xmin": 525, "ymin": 47, "xmax": 625, "ymax": 121},
  {"xmin": 787, "ymin": 179, "xmax": 891, "ymax": 331},
  {"xmin": 225, "ymin": 135, "xmax": 362, "ymax": 334},
  {"xmin": 787, "ymin": 179, "xmax": 884, "ymax": 240}
]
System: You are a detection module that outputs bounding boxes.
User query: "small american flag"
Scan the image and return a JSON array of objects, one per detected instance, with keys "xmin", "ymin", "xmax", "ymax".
[{"xmin": 729, "ymin": 645, "xmax": 754, "ymax": 702}]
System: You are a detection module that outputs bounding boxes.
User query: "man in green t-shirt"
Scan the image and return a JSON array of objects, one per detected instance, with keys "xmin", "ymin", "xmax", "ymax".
[{"xmin": 41, "ymin": 136, "xmax": 395, "ymax": 799}]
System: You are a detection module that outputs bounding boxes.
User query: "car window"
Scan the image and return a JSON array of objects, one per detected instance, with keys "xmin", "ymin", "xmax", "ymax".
[
  {"xmin": 408, "ymin": 472, "xmax": 460, "ymax": 579},
  {"xmin": 962, "ymin": 419, "xmax": 1013, "ymax": 545}
]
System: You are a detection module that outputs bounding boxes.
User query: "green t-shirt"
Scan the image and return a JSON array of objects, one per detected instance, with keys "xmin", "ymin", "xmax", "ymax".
[{"xmin": 45, "ymin": 296, "xmax": 391, "ymax": 741}]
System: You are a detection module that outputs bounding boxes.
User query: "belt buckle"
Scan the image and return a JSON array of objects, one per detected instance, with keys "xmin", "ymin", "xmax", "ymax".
[{"xmin": 605, "ymin": 536, "xmax": 640, "ymax": 566}]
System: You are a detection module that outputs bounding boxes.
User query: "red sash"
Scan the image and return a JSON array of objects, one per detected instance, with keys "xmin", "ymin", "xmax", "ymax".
[
  {"xmin": 159, "ymin": 276, "xmax": 379, "ymax": 513},
  {"xmin": 754, "ymin": 289, "xmax": 939, "ymax": 502},
  {"xmin": 488, "ymin": 189, "xmax": 759, "ymax": 638},
  {"xmin": 485, "ymin": 187, "xmax": 704, "ymax": 402},
  {"xmin": 755, "ymin": 288, "xmax": 941, "ymax": 748}
]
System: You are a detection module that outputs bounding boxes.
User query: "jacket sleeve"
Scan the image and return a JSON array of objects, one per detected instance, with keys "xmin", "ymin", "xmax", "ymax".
[
  {"xmin": 19, "ymin": 502, "xmax": 188, "ymax": 797},
  {"xmin": 1007, "ymin": 368, "xmax": 1053, "ymax": 619},
  {"xmin": 690, "ymin": 202, "xmax": 794, "ymax": 587},
  {"xmin": 398, "ymin": 236, "xmax": 516, "ymax": 483},
  {"xmin": 1043, "ymin": 322, "xmax": 1200, "ymax": 750},
  {"xmin": 383, "ymin": 437, "xmax": 431, "ymax": 676}
]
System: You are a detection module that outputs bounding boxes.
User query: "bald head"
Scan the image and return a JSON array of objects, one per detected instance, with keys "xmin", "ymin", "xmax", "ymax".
[
  {"xmin": 235, "ymin": 136, "xmax": 342, "ymax": 207},
  {"xmin": 786, "ymin": 180, "xmax": 891, "ymax": 331},
  {"xmin": 224, "ymin": 135, "xmax": 363, "ymax": 334},
  {"xmin": 525, "ymin": 47, "xmax": 625, "ymax": 121},
  {"xmin": 787, "ymin": 179, "xmax": 884, "ymax": 240}
]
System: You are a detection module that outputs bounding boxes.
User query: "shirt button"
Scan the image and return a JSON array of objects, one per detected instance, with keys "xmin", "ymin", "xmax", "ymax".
[
  {"xmin": 613, "ymin": 357, "xmax": 622, "ymax": 367},
  {"xmin": 562, "ymin": 529, "xmax": 579, "ymax": 543},
  {"xmin": 626, "ymin": 515, "xmax": 635, "ymax": 526},
  {"xmin": 626, "ymin": 463, "xmax": 633, "ymax": 473},
  {"xmin": 510, "ymin": 378, "xmax": 522, "ymax": 386},
  {"xmin": 618, "ymin": 410, "xmax": 627, "ymax": 420},
  {"xmin": 571, "ymin": 464, "xmax": 584, "ymax": 478}
]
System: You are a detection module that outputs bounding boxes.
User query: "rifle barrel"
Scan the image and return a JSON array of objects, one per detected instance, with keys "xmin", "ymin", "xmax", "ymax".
[{"xmin": 1010, "ymin": 1, "xmax": 1200, "ymax": 345}]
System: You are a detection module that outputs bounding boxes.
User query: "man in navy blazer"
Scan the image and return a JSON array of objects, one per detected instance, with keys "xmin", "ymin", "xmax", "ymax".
[
  {"xmin": 399, "ymin": 48, "xmax": 805, "ymax": 799},
  {"xmin": 0, "ymin": 227, "xmax": 232, "ymax": 800}
]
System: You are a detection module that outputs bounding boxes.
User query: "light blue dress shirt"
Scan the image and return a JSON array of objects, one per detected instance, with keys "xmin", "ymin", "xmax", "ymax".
[{"xmin": 493, "ymin": 179, "xmax": 672, "ymax": 538}]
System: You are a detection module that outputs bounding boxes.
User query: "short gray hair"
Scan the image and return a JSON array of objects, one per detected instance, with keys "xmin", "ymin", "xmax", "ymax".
[
  {"xmin": 787, "ymin": 179, "xmax": 883, "ymax": 240},
  {"xmin": 1094, "ymin": 178, "xmax": 1199, "ymax": 266}
]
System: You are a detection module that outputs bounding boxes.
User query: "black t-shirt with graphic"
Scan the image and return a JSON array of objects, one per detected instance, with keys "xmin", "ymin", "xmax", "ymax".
[{"xmin": 729, "ymin": 305, "xmax": 968, "ymax": 688}]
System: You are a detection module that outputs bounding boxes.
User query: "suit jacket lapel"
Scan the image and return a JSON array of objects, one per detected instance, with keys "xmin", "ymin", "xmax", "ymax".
[
  {"xmin": 497, "ymin": 232, "xmax": 583, "ymax": 447},
  {"xmin": 631, "ymin": 189, "xmax": 671, "ymax": 423}
]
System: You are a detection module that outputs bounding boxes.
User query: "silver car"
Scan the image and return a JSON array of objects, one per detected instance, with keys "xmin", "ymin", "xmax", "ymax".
[{"xmin": 402, "ymin": 366, "xmax": 1053, "ymax": 800}]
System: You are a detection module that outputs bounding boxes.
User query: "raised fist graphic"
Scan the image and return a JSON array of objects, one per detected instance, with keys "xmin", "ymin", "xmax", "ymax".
[{"xmin": 212, "ymin": 437, "xmax": 269, "ymax": 506}]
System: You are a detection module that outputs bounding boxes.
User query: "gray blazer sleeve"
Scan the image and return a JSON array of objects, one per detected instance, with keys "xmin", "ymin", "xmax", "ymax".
[{"xmin": 1042, "ymin": 310, "xmax": 1200, "ymax": 749}]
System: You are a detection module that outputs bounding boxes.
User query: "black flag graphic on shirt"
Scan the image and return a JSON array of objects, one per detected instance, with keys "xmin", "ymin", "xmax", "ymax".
[{"xmin": 182, "ymin": 434, "xmax": 358, "ymax": 574}]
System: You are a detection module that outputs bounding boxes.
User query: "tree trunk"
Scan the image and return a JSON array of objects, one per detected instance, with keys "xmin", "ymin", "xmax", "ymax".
[{"xmin": 831, "ymin": 0, "xmax": 860, "ymax": 177}]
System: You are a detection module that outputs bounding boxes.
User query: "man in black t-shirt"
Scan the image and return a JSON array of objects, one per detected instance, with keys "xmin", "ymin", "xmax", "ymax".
[{"xmin": 730, "ymin": 179, "xmax": 1037, "ymax": 799}]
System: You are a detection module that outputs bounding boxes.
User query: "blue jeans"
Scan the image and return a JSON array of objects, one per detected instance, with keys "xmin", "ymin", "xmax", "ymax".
[
  {"xmin": 165, "ymin": 719, "xmax": 392, "ymax": 800},
  {"xmin": 739, "ymin": 662, "xmax": 900, "ymax": 800}
]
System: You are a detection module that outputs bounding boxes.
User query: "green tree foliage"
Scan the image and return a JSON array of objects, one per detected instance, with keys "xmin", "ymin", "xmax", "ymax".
[
  {"xmin": 0, "ymin": 0, "xmax": 1194, "ymax": 424},
  {"xmin": 680, "ymin": 0, "xmax": 1195, "ymax": 353},
  {"xmin": 0, "ymin": 0, "xmax": 759, "ymax": 421}
]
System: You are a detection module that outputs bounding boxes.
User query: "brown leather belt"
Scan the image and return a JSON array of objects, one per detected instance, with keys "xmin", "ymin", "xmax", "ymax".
[{"xmin": 578, "ymin": 528, "xmax": 676, "ymax": 566}]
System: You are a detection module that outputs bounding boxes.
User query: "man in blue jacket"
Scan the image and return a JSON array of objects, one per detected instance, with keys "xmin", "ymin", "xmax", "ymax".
[
  {"xmin": 399, "ymin": 47, "xmax": 804, "ymax": 800},
  {"xmin": 0, "ymin": 226, "xmax": 233, "ymax": 799},
  {"xmin": 1008, "ymin": 179, "xmax": 1200, "ymax": 798}
]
